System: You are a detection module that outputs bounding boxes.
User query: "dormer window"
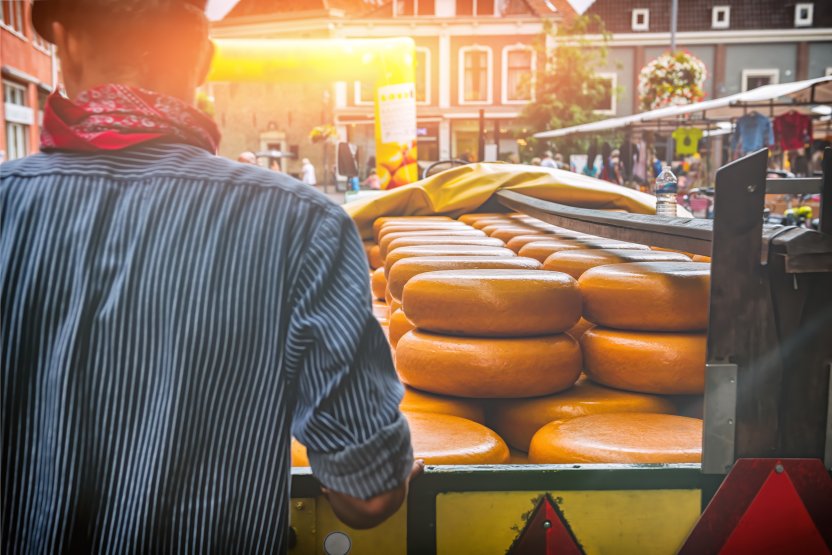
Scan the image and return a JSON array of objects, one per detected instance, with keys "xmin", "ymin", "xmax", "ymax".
[
  {"xmin": 631, "ymin": 9, "xmax": 649, "ymax": 31},
  {"xmin": 456, "ymin": 0, "xmax": 497, "ymax": 16},
  {"xmin": 712, "ymin": 6, "xmax": 730, "ymax": 29},
  {"xmin": 795, "ymin": 3, "xmax": 813, "ymax": 27}
]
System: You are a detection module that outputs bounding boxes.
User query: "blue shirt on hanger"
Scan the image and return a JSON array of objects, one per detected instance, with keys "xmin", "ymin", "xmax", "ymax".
[{"xmin": 731, "ymin": 111, "xmax": 775, "ymax": 155}]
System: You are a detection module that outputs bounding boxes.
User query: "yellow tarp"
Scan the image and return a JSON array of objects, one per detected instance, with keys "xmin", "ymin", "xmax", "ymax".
[{"xmin": 345, "ymin": 163, "xmax": 662, "ymax": 240}]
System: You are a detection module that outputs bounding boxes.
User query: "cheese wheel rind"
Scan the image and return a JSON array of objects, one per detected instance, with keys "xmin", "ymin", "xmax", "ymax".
[
  {"xmin": 379, "ymin": 228, "xmax": 486, "ymax": 257},
  {"xmin": 388, "ymin": 309, "xmax": 415, "ymax": 348},
  {"xmin": 507, "ymin": 233, "xmax": 592, "ymax": 252},
  {"xmin": 405, "ymin": 412, "xmax": 509, "ymax": 465},
  {"xmin": 387, "ymin": 255, "xmax": 541, "ymax": 302},
  {"xmin": 520, "ymin": 239, "xmax": 649, "ymax": 263},
  {"xmin": 368, "ymin": 245, "xmax": 383, "ymax": 269},
  {"xmin": 579, "ymin": 262, "xmax": 710, "ymax": 331},
  {"xmin": 396, "ymin": 330, "xmax": 581, "ymax": 398},
  {"xmin": 401, "ymin": 386, "xmax": 486, "ymax": 423},
  {"xmin": 373, "ymin": 216, "xmax": 453, "ymax": 239},
  {"xmin": 384, "ymin": 244, "xmax": 516, "ymax": 276},
  {"xmin": 528, "ymin": 413, "xmax": 702, "ymax": 464},
  {"xmin": 385, "ymin": 235, "xmax": 505, "ymax": 257},
  {"xmin": 403, "ymin": 269, "xmax": 581, "ymax": 337},
  {"xmin": 582, "ymin": 327, "xmax": 706, "ymax": 394},
  {"xmin": 371, "ymin": 267, "xmax": 387, "ymax": 301},
  {"xmin": 491, "ymin": 376, "xmax": 677, "ymax": 451},
  {"xmin": 544, "ymin": 248, "xmax": 692, "ymax": 279}
]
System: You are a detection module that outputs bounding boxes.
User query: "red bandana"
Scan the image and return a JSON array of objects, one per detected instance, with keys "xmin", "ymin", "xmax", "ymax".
[{"xmin": 40, "ymin": 84, "xmax": 220, "ymax": 154}]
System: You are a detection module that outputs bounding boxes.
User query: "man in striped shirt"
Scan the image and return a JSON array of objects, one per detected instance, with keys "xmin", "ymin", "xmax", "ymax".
[{"xmin": 1, "ymin": 1, "xmax": 418, "ymax": 552}]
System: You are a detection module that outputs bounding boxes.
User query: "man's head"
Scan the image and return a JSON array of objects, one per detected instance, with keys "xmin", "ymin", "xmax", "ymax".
[
  {"xmin": 544, "ymin": 150, "xmax": 553, "ymax": 158},
  {"xmin": 32, "ymin": 0, "xmax": 213, "ymax": 102},
  {"xmin": 237, "ymin": 151, "xmax": 257, "ymax": 164}
]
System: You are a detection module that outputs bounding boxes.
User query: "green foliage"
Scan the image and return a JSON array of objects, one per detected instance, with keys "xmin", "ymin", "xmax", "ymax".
[{"xmin": 520, "ymin": 15, "xmax": 613, "ymax": 156}]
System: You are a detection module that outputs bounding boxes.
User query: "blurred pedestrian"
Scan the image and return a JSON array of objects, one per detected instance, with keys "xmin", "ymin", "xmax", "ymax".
[
  {"xmin": 363, "ymin": 168, "xmax": 381, "ymax": 190},
  {"xmin": 301, "ymin": 157, "xmax": 317, "ymax": 185},
  {"xmin": 540, "ymin": 150, "xmax": 557, "ymax": 168},
  {"xmin": 237, "ymin": 150, "xmax": 257, "ymax": 164}
]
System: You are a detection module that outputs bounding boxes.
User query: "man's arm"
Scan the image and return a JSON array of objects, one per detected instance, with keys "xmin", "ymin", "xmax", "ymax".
[{"xmin": 285, "ymin": 206, "xmax": 415, "ymax": 527}]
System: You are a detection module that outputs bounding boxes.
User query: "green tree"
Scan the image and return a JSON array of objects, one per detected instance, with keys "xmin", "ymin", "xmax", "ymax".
[{"xmin": 521, "ymin": 15, "xmax": 613, "ymax": 157}]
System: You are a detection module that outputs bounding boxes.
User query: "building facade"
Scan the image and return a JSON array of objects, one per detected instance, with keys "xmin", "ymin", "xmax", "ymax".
[
  {"xmin": 210, "ymin": 0, "xmax": 575, "ymax": 175},
  {"xmin": 0, "ymin": 0, "xmax": 59, "ymax": 162}
]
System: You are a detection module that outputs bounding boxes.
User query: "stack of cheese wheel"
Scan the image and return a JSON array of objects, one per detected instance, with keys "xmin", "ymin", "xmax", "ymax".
[
  {"xmin": 491, "ymin": 375, "xmax": 677, "ymax": 452},
  {"xmin": 397, "ymin": 269, "xmax": 583, "ymax": 398}
]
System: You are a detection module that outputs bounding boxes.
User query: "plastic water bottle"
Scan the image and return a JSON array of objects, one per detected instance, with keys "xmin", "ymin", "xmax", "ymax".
[{"xmin": 654, "ymin": 165, "xmax": 678, "ymax": 217}]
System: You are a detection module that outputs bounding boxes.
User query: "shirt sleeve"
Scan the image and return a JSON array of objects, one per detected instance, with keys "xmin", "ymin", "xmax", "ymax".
[{"xmin": 285, "ymin": 206, "xmax": 413, "ymax": 500}]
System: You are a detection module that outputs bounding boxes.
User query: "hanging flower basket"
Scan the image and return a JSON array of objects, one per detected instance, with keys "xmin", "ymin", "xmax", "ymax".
[
  {"xmin": 309, "ymin": 124, "xmax": 338, "ymax": 145},
  {"xmin": 638, "ymin": 51, "xmax": 707, "ymax": 112}
]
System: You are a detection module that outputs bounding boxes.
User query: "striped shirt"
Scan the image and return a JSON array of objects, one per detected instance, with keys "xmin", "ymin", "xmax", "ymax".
[{"xmin": 1, "ymin": 143, "xmax": 412, "ymax": 553}]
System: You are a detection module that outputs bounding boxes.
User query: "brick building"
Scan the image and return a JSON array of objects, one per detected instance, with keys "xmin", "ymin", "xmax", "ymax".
[
  {"xmin": 210, "ymin": 0, "xmax": 576, "ymax": 177},
  {"xmin": 1, "ymin": 0, "xmax": 59, "ymax": 162}
]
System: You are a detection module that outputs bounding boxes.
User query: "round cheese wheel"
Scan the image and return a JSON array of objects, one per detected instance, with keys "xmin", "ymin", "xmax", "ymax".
[
  {"xmin": 387, "ymin": 255, "xmax": 541, "ymax": 302},
  {"xmin": 471, "ymin": 217, "xmax": 516, "ymax": 229},
  {"xmin": 371, "ymin": 267, "xmax": 387, "ymax": 300},
  {"xmin": 402, "ymin": 269, "xmax": 581, "ymax": 336},
  {"xmin": 457, "ymin": 213, "xmax": 513, "ymax": 225},
  {"xmin": 384, "ymin": 235, "xmax": 505, "ymax": 258},
  {"xmin": 378, "ymin": 229, "xmax": 487, "ymax": 258},
  {"xmin": 507, "ymin": 233, "xmax": 593, "ymax": 252},
  {"xmin": 579, "ymin": 262, "xmax": 710, "ymax": 331},
  {"xmin": 400, "ymin": 386, "xmax": 486, "ymax": 423},
  {"xmin": 396, "ymin": 330, "xmax": 581, "ymax": 398},
  {"xmin": 491, "ymin": 376, "xmax": 677, "ymax": 451},
  {"xmin": 481, "ymin": 224, "xmax": 537, "ymax": 237},
  {"xmin": 520, "ymin": 239, "xmax": 649, "ymax": 263},
  {"xmin": 544, "ymin": 248, "xmax": 692, "ymax": 279},
  {"xmin": 582, "ymin": 328, "xmax": 706, "ymax": 394},
  {"xmin": 389, "ymin": 298, "xmax": 402, "ymax": 316},
  {"xmin": 373, "ymin": 216, "xmax": 453, "ymax": 239},
  {"xmin": 388, "ymin": 309, "xmax": 415, "ymax": 347},
  {"xmin": 692, "ymin": 255, "xmax": 711, "ymax": 263},
  {"xmin": 489, "ymin": 228, "xmax": 552, "ymax": 243},
  {"xmin": 367, "ymin": 244, "xmax": 383, "ymax": 269},
  {"xmin": 377, "ymin": 222, "xmax": 474, "ymax": 244},
  {"xmin": 566, "ymin": 317, "xmax": 595, "ymax": 340},
  {"xmin": 384, "ymin": 244, "xmax": 516, "ymax": 276},
  {"xmin": 405, "ymin": 412, "xmax": 509, "ymax": 465},
  {"xmin": 528, "ymin": 413, "xmax": 702, "ymax": 464},
  {"xmin": 291, "ymin": 437, "xmax": 309, "ymax": 467}
]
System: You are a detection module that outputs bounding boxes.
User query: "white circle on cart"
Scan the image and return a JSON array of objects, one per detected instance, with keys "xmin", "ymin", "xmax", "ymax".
[{"xmin": 324, "ymin": 531, "xmax": 351, "ymax": 555}]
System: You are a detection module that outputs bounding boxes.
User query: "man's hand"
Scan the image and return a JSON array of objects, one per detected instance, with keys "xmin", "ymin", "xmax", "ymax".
[{"xmin": 321, "ymin": 459, "xmax": 424, "ymax": 529}]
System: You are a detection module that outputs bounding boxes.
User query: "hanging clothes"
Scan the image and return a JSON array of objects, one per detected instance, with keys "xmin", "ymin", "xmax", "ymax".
[
  {"xmin": 774, "ymin": 111, "xmax": 813, "ymax": 151},
  {"xmin": 672, "ymin": 127, "xmax": 703, "ymax": 156},
  {"xmin": 620, "ymin": 139, "xmax": 635, "ymax": 180},
  {"xmin": 731, "ymin": 111, "xmax": 774, "ymax": 157}
]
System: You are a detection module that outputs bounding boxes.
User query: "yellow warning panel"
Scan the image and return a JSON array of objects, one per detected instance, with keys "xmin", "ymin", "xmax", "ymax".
[
  {"xmin": 287, "ymin": 496, "xmax": 406, "ymax": 555},
  {"xmin": 436, "ymin": 489, "xmax": 700, "ymax": 555}
]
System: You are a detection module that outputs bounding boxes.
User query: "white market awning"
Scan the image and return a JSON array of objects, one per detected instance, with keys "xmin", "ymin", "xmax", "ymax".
[{"xmin": 534, "ymin": 75, "xmax": 832, "ymax": 139}]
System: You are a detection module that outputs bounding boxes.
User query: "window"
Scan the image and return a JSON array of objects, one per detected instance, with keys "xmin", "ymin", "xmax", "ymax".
[
  {"xmin": 593, "ymin": 73, "xmax": 617, "ymax": 115},
  {"xmin": 354, "ymin": 80, "xmax": 375, "ymax": 105},
  {"xmin": 795, "ymin": 3, "xmax": 813, "ymax": 27},
  {"xmin": 3, "ymin": 80, "xmax": 32, "ymax": 160},
  {"xmin": 396, "ymin": 0, "xmax": 436, "ymax": 16},
  {"xmin": 712, "ymin": 6, "xmax": 730, "ymax": 29},
  {"xmin": 502, "ymin": 45, "xmax": 535, "ymax": 103},
  {"xmin": 456, "ymin": 0, "xmax": 496, "ymax": 16},
  {"xmin": 459, "ymin": 46, "xmax": 492, "ymax": 104},
  {"xmin": 631, "ymin": 8, "xmax": 649, "ymax": 31},
  {"xmin": 415, "ymin": 47, "xmax": 431, "ymax": 104},
  {"xmin": 1, "ymin": 0, "xmax": 26, "ymax": 35},
  {"xmin": 741, "ymin": 69, "xmax": 779, "ymax": 91}
]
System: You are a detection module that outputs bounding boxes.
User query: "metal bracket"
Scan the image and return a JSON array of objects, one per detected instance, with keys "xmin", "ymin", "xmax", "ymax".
[
  {"xmin": 702, "ymin": 363, "xmax": 738, "ymax": 474},
  {"xmin": 825, "ymin": 362, "xmax": 832, "ymax": 472}
]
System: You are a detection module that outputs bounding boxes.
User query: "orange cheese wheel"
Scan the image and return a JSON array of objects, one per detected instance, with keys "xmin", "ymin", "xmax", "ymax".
[
  {"xmin": 566, "ymin": 317, "xmax": 595, "ymax": 340},
  {"xmin": 372, "ymin": 216, "xmax": 453, "ymax": 239},
  {"xmin": 396, "ymin": 330, "xmax": 581, "ymax": 398},
  {"xmin": 457, "ymin": 213, "xmax": 513, "ymax": 225},
  {"xmin": 384, "ymin": 244, "xmax": 516, "ymax": 276},
  {"xmin": 520, "ymin": 239, "xmax": 649, "ymax": 263},
  {"xmin": 692, "ymin": 255, "xmax": 711, "ymax": 263},
  {"xmin": 378, "ymin": 229, "xmax": 487, "ymax": 258},
  {"xmin": 377, "ymin": 222, "xmax": 473, "ymax": 243},
  {"xmin": 388, "ymin": 309, "xmax": 415, "ymax": 348},
  {"xmin": 582, "ymin": 328, "xmax": 706, "ymax": 394},
  {"xmin": 389, "ymin": 298, "xmax": 402, "ymax": 315},
  {"xmin": 471, "ymin": 217, "xmax": 516, "ymax": 229},
  {"xmin": 367, "ymin": 244, "xmax": 383, "ymax": 269},
  {"xmin": 384, "ymin": 235, "xmax": 505, "ymax": 258},
  {"xmin": 529, "ymin": 413, "xmax": 702, "ymax": 464},
  {"xmin": 371, "ymin": 267, "xmax": 387, "ymax": 300},
  {"xmin": 291, "ymin": 437, "xmax": 309, "ymax": 467},
  {"xmin": 402, "ymin": 269, "xmax": 581, "ymax": 336},
  {"xmin": 579, "ymin": 262, "xmax": 710, "ymax": 331},
  {"xmin": 507, "ymin": 233, "xmax": 593, "ymax": 252},
  {"xmin": 400, "ymin": 386, "xmax": 486, "ymax": 423},
  {"xmin": 387, "ymin": 255, "xmax": 541, "ymax": 302},
  {"xmin": 489, "ymin": 227, "xmax": 554, "ymax": 243},
  {"xmin": 491, "ymin": 376, "xmax": 677, "ymax": 451},
  {"xmin": 544, "ymin": 248, "xmax": 692, "ymax": 279},
  {"xmin": 405, "ymin": 412, "xmax": 509, "ymax": 465}
]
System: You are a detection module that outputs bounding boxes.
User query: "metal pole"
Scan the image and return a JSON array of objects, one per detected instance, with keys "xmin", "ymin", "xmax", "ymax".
[
  {"xmin": 478, "ymin": 109, "xmax": 486, "ymax": 162},
  {"xmin": 670, "ymin": 0, "xmax": 678, "ymax": 52}
]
